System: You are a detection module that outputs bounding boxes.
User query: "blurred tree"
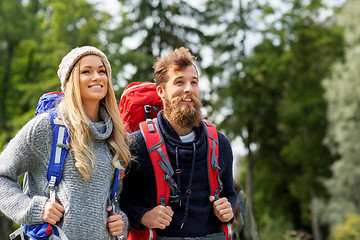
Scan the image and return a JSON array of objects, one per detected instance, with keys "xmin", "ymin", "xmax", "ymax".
[
  {"xmin": 205, "ymin": 0, "xmax": 343, "ymax": 239},
  {"xmin": 107, "ymin": 0, "xmax": 208, "ymax": 92},
  {"xmin": 200, "ymin": 0, "xmax": 263, "ymax": 215},
  {"xmin": 322, "ymin": 0, "xmax": 360, "ymax": 230},
  {"xmin": 277, "ymin": 10, "xmax": 343, "ymax": 240},
  {"xmin": 0, "ymin": 0, "xmax": 34, "ymax": 145}
]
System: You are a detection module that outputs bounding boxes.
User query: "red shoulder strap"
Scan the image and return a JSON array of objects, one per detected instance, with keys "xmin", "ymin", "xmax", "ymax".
[
  {"xmin": 140, "ymin": 119, "xmax": 171, "ymax": 205},
  {"xmin": 203, "ymin": 120, "xmax": 232, "ymax": 240},
  {"xmin": 203, "ymin": 119, "xmax": 222, "ymax": 199}
]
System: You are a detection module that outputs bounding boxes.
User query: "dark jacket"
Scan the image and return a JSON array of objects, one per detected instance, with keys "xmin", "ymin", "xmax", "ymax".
[{"xmin": 120, "ymin": 112, "xmax": 237, "ymax": 238}]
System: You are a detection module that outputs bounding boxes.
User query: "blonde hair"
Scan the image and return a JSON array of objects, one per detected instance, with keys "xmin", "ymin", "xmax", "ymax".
[{"xmin": 57, "ymin": 62, "xmax": 131, "ymax": 181}]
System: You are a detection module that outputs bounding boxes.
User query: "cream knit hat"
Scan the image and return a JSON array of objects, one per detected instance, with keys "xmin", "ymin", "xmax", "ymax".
[{"xmin": 57, "ymin": 46, "xmax": 111, "ymax": 90}]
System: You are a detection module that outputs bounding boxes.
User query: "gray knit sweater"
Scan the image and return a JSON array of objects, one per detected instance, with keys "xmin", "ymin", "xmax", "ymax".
[{"xmin": 0, "ymin": 107, "xmax": 127, "ymax": 239}]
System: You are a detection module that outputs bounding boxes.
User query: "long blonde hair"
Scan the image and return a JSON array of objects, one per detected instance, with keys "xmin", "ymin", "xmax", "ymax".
[{"xmin": 57, "ymin": 62, "xmax": 131, "ymax": 181}]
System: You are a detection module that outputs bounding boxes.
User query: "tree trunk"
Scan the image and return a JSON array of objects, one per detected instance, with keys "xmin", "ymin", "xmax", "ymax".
[
  {"xmin": 311, "ymin": 187, "xmax": 322, "ymax": 240},
  {"xmin": 304, "ymin": 122, "xmax": 322, "ymax": 240},
  {"xmin": 245, "ymin": 123, "xmax": 255, "ymax": 215}
]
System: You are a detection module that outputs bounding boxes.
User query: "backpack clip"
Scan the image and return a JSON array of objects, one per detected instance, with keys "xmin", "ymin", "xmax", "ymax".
[
  {"xmin": 49, "ymin": 176, "xmax": 57, "ymax": 202},
  {"xmin": 144, "ymin": 105, "xmax": 152, "ymax": 120}
]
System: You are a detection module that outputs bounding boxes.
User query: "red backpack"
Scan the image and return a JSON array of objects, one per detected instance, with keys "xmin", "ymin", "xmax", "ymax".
[
  {"xmin": 119, "ymin": 82, "xmax": 163, "ymax": 132},
  {"xmin": 119, "ymin": 82, "xmax": 232, "ymax": 240}
]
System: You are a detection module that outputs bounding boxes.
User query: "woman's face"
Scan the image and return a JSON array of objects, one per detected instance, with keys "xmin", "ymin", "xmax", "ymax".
[{"xmin": 78, "ymin": 55, "xmax": 108, "ymax": 105}]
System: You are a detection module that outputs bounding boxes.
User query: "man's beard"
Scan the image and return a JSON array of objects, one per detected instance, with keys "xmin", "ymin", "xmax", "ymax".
[{"xmin": 163, "ymin": 94, "xmax": 203, "ymax": 129}]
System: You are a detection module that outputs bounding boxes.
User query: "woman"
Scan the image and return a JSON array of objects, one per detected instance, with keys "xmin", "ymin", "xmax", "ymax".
[{"xmin": 0, "ymin": 46, "xmax": 131, "ymax": 239}]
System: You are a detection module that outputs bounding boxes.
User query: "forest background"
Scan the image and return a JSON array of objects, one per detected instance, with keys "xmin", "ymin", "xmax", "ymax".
[{"xmin": 1, "ymin": 0, "xmax": 360, "ymax": 239}]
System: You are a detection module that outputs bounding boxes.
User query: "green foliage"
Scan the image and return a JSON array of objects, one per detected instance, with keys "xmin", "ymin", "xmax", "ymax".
[
  {"xmin": 329, "ymin": 213, "xmax": 360, "ymax": 240},
  {"xmin": 283, "ymin": 230, "xmax": 313, "ymax": 240},
  {"xmin": 207, "ymin": 0, "xmax": 344, "ymax": 238},
  {"xmin": 257, "ymin": 213, "xmax": 294, "ymax": 240},
  {"xmin": 107, "ymin": 0, "xmax": 208, "ymax": 95},
  {"xmin": 322, "ymin": 0, "xmax": 360, "ymax": 230}
]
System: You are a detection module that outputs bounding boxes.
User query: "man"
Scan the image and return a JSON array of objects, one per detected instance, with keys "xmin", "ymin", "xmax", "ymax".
[
  {"xmin": 232, "ymin": 181, "xmax": 260, "ymax": 240},
  {"xmin": 120, "ymin": 47, "xmax": 237, "ymax": 239}
]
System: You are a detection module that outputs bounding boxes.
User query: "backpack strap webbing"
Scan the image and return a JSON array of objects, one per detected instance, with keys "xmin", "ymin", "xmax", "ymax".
[
  {"xmin": 140, "ymin": 118, "xmax": 177, "ymax": 206},
  {"xmin": 47, "ymin": 111, "xmax": 69, "ymax": 202},
  {"xmin": 238, "ymin": 194, "xmax": 246, "ymax": 219},
  {"xmin": 203, "ymin": 120, "xmax": 232, "ymax": 240},
  {"xmin": 203, "ymin": 119, "xmax": 223, "ymax": 199}
]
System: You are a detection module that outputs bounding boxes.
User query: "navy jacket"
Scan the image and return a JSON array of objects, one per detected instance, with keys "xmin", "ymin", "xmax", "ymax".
[{"xmin": 120, "ymin": 112, "xmax": 236, "ymax": 238}]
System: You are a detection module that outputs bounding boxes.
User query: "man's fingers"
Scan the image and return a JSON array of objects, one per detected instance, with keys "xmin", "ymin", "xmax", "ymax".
[
  {"xmin": 141, "ymin": 205, "xmax": 174, "ymax": 229},
  {"xmin": 165, "ymin": 206, "xmax": 174, "ymax": 216},
  {"xmin": 211, "ymin": 197, "xmax": 234, "ymax": 222}
]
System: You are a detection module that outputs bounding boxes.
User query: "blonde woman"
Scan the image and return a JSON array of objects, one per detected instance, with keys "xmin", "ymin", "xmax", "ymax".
[{"xmin": 0, "ymin": 46, "xmax": 131, "ymax": 239}]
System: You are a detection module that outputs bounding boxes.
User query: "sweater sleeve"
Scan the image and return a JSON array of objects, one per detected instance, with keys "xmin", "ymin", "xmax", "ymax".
[
  {"xmin": 0, "ymin": 114, "xmax": 51, "ymax": 225},
  {"xmin": 218, "ymin": 132, "xmax": 237, "ymax": 218}
]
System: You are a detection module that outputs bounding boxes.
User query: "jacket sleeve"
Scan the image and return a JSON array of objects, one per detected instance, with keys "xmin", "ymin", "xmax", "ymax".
[
  {"xmin": 218, "ymin": 132, "xmax": 237, "ymax": 217},
  {"xmin": 0, "ymin": 114, "xmax": 51, "ymax": 225},
  {"xmin": 119, "ymin": 131, "xmax": 156, "ymax": 230}
]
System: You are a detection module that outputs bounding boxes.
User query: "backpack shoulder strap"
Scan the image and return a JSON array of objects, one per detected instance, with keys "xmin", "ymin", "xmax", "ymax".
[
  {"xmin": 139, "ymin": 118, "xmax": 178, "ymax": 206},
  {"xmin": 203, "ymin": 119, "xmax": 232, "ymax": 240},
  {"xmin": 203, "ymin": 119, "xmax": 222, "ymax": 199},
  {"xmin": 238, "ymin": 192, "xmax": 246, "ymax": 220},
  {"xmin": 47, "ymin": 110, "xmax": 69, "ymax": 202}
]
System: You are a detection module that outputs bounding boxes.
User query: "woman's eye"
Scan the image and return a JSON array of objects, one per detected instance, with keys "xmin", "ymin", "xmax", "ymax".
[{"xmin": 81, "ymin": 70, "xmax": 90, "ymax": 74}]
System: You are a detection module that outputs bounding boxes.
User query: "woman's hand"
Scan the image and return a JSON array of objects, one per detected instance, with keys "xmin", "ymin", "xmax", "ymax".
[
  {"xmin": 106, "ymin": 206, "xmax": 124, "ymax": 237},
  {"xmin": 42, "ymin": 199, "xmax": 65, "ymax": 225}
]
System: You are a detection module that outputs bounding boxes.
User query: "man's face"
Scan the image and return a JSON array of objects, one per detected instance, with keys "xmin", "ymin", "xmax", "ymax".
[{"xmin": 157, "ymin": 64, "xmax": 203, "ymax": 129}]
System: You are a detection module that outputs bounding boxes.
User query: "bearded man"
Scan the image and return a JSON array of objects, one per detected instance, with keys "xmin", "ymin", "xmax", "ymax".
[{"xmin": 120, "ymin": 47, "xmax": 237, "ymax": 240}]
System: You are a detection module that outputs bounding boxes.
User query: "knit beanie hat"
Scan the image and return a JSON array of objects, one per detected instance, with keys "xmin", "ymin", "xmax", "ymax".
[{"xmin": 57, "ymin": 46, "xmax": 111, "ymax": 90}]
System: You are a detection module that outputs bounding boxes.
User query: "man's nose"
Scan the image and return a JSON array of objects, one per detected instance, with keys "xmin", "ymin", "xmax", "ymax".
[{"xmin": 184, "ymin": 81, "xmax": 193, "ymax": 93}]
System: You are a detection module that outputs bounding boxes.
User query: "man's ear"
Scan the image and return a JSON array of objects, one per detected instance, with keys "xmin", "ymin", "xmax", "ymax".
[{"xmin": 156, "ymin": 85, "xmax": 165, "ymax": 99}]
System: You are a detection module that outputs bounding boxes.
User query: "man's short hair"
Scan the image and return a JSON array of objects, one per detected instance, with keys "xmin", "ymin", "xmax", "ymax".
[{"xmin": 153, "ymin": 47, "xmax": 197, "ymax": 87}]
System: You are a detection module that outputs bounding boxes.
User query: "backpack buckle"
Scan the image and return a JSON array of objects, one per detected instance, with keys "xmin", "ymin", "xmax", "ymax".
[
  {"xmin": 144, "ymin": 105, "xmax": 151, "ymax": 113},
  {"xmin": 49, "ymin": 176, "xmax": 57, "ymax": 202},
  {"xmin": 144, "ymin": 105, "xmax": 152, "ymax": 121}
]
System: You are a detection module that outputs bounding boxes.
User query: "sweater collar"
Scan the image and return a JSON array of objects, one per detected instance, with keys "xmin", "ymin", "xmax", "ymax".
[
  {"xmin": 157, "ymin": 111, "xmax": 207, "ymax": 162},
  {"xmin": 88, "ymin": 105, "xmax": 113, "ymax": 140}
]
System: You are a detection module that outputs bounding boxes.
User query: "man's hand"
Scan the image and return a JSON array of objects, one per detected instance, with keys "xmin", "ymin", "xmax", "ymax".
[
  {"xmin": 42, "ymin": 199, "xmax": 65, "ymax": 225},
  {"xmin": 106, "ymin": 206, "xmax": 123, "ymax": 237},
  {"xmin": 140, "ymin": 205, "xmax": 174, "ymax": 229},
  {"xmin": 209, "ymin": 196, "xmax": 234, "ymax": 222}
]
